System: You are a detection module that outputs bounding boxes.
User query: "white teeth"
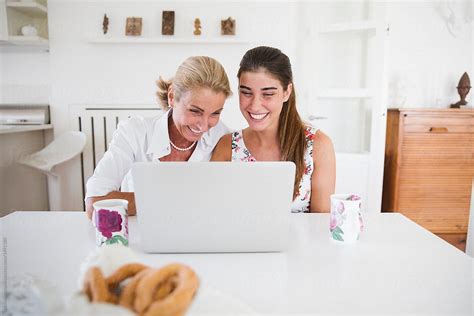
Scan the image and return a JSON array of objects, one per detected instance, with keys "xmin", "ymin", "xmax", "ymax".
[
  {"xmin": 189, "ymin": 127, "xmax": 202, "ymax": 134},
  {"xmin": 249, "ymin": 112, "xmax": 268, "ymax": 121}
]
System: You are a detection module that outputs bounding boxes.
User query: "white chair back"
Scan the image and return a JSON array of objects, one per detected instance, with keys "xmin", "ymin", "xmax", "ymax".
[{"xmin": 18, "ymin": 131, "xmax": 87, "ymax": 175}]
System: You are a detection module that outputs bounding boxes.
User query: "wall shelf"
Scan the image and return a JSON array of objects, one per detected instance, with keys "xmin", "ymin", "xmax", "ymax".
[
  {"xmin": 6, "ymin": 1, "xmax": 47, "ymax": 17},
  {"xmin": 3, "ymin": 1, "xmax": 49, "ymax": 49},
  {"xmin": 316, "ymin": 89, "xmax": 372, "ymax": 99},
  {"xmin": 88, "ymin": 37, "xmax": 249, "ymax": 44},
  {"xmin": 0, "ymin": 124, "xmax": 52, "ymax": 135},
  {"xmin": 319, "ymin": 20, "xmax": 377, "ymax": 34},
  {"xmin": 7, "ymin": 35, "xmax": 48, "ymax": 46}
]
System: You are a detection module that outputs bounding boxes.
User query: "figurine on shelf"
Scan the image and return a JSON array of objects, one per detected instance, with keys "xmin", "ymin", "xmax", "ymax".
[
  {"xmin": 162, "ymin": 11, "xmax": 175, "ymax": 35},
  {"xmin": 450, "ymin": 72, "xmax": 471, "ymax": 108},
  {"xmin": 103, "ymin": 14, "xmax": 109, "ymax": 34},
  {"xmin": 221, "ymin": 17, "xmax": 235, "ymax": 35},
  {"xmin": 194, "ymin": 18, "xmax": 201, "ymax": 36},
  {"xmin": 125, "ymin": 17, "xmax": 142, "ymax": 36},
  {"xmin": 21, "ymin": 24, "xmax": 38, "ymax": 37}
]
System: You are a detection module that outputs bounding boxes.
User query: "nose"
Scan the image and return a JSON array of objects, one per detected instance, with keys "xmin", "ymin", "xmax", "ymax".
[
  {"xmin": 249, "ymin": 95, "xmax": 263, "ymax": 109},
  {"xmin": 197, "ymin": 115, "xmax": 210, "ymax": 132}
]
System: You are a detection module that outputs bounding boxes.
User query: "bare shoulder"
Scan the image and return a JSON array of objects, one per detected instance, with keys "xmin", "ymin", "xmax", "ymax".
[
  {"xmin": 313, "ymin": 130, "xmax": 333, "ymax": 148},
  {"xmin": 310, "ymin": 129, "xmax": 336, "ymax": 212},
  {"xmin": 211, "ymin": 133, "xmax": 233, "ymax": 161},
  {"xmin": 312, "ymin": 130, "xmax": 335, "ymax": 162}
]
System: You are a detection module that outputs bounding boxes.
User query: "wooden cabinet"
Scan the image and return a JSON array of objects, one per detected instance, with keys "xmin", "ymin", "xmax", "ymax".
[{"xmin": 382, "ymin": 108, "xmax": 474, "ymax": 251}]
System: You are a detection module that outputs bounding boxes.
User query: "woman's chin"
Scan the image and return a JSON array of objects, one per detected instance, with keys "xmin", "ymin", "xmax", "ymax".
[
  {"xmin": 184, "ymin": 128, "xmax": 203, "ymax": 141},
  {"xmin": 246, "ymin": 121, "xmax": 268, "ymax": 132}
]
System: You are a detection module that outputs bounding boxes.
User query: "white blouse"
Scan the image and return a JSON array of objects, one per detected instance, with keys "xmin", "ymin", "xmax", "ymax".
[{"xmin": 85, "ymin": 109, "xmax": 230, "ymax": 198}]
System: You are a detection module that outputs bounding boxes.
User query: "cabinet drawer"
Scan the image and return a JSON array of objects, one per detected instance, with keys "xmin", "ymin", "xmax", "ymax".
[
  {"xmin": 401, "ymin": 134, "xmax": 473, "ymax": 159},
  {"xmin": 398, "ymin": 169, "xmax": 474, "ymax": 183},
  {"xmin": 403, "ymin": 115, "xmax": 474, "ymax": 133},
  {"xmin": 436, "ymin": 233, "xmax": 467, "ymax": 252}
]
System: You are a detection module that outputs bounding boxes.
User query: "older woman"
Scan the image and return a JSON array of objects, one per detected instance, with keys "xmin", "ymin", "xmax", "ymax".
[
  {"xmin": 212, "ymin": 46, "xmax": 336, "ymax": 213},
  {"xmin": 85, "ymin": 56, "xmax": 232, "ymax": 218}
]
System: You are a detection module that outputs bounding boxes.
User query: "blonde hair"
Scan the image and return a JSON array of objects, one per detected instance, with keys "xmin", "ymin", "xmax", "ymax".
[{"xmin": 156, "ymin": 56, "xmax": 232, "ymax": 110}]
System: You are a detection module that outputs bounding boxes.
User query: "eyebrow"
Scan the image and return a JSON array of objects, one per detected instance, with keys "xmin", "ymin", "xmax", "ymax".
[
  {"xmin": 239, "ymin": 85, "xmax": 277, "ymax": 91},
  {"xmin": 190, "ymin": 105, "xmax": 223, "ymax": 113}
]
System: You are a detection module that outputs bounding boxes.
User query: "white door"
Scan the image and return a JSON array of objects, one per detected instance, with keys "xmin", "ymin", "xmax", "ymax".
[
  {"xmin": 0, "ymin": 1, "xmax": 7, "ymax": 41},
  {"xmin": 294, "ymin": 1, "xmax": 389, "ymax": 212}
]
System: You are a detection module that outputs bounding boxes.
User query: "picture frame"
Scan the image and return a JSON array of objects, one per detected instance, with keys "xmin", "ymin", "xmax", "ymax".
[
  {"xmin": 162, "ymin": 11, "xmax": 175, "ymax": 35},
  {"xmin": 125, "ymin": 17, "xmax": 142, "ymax": 36}
]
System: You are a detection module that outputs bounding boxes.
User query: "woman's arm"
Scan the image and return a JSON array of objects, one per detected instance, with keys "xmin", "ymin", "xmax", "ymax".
[
  {"xmin": 85, "ymin": 119, "xmax": 140, "ymax": 219},
  {"xmin": 85, "ymin": 192, "xmax": 136, "ymax": 220},
  {"xmin": 310, "ymin": 131, "xmax": 336, "ymax": 213},
  {"xmin": 210, "ymin": 134, "xmax": 232, "ymax": 161}
]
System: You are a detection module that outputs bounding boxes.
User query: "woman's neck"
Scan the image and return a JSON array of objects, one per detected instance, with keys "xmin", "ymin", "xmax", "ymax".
[
  {"xmin": 245, "ymin": 125, "xmax": 279, "ymax": 146},
  {"xmin": 243, "ymin": 127, "xmax": 281, "ymax": 161}
]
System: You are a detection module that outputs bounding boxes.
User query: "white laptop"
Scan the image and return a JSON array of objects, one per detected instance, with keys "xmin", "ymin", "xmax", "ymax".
[{"xmin": 131, "ymin": 162, "xmax": 295, "ymax": 253}]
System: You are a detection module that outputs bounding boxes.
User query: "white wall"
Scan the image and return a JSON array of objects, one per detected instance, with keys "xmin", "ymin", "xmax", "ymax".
[
  {"xmin": 1, "ymin": 0, "xmax": 472, "ymax": 211},
  {"xmin": 387, "ymin": 0, "xmax": 473, "ymax": 108},
  {"xmin": 0, "ymin": 49, "xmax": 50, "ymax": 104},
  {"xmin": 47, "ymin": 0, "xmax": 295, "ymax": 133}
]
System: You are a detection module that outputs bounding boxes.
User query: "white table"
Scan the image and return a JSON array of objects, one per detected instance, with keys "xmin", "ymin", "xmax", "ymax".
[{"xmin": 1, "ymin": 211, "xmax": 472, "ymax": 315}]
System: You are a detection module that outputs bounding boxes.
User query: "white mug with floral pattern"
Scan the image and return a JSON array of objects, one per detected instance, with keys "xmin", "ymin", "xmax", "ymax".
[
  {"xmin": 92, "ymin": 199, "xmax": 129, "ymax": 247},
  {"xmin": 329, "ymin": 194, "xmax": 364, "ymax": 243}
]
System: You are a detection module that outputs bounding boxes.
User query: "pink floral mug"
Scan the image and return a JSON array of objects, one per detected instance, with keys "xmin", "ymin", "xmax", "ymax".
[
  {"xmin": 92, "ymin": 199, "xmax": 129, "ymax": 247},
  {"xmin": 329, "ymin": 194, "xmax": 364, "ymax": 243}
]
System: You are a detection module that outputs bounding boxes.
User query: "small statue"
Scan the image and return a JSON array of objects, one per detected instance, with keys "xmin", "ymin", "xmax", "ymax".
[
  {"xmin": 102, "ymin": 14, "xmax": 109, "ymax": 34},
  {"xmin": 193, "ymin": 18, "xmax": 201, "ymax": 36},
  {"xmin": 162, "ymin": 11, "xmax": 175, "ymax": 35},
  {"xmin": 450, "ymin": 72, "xmax": 471, "ymax": 108},
  {"xmin": 125, "ymin": 17, "xmax": 142, "ymax": 36},
  {"xmin": 221, "ymin": 17, "xmax": 235, "ymax": 35}
]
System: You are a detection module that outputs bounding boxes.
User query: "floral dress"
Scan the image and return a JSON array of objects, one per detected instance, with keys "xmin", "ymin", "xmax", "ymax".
[{"xmin": 231, "ymin": 127, "xmax": 317, "ymax": 213}]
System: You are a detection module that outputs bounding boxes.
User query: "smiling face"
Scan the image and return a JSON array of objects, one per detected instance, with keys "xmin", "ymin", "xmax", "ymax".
[
  {"xmin": 238, "ymin": 70, "xmax": 292, "ymax": 133},
  {"xmin": 169, "ymin": 87, "xmax": 226, "ymax": 142}
]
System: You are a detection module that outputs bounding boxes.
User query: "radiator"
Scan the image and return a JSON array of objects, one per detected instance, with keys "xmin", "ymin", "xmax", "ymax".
[{"xmin": 69, "ymin": 105, "xmax": 163, "ymax": 210}]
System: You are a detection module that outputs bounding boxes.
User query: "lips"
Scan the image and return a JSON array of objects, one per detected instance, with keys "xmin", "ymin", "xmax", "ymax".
[{"xmin": 248, "ymin": 112, "xmax": 269, "ymax": 121}]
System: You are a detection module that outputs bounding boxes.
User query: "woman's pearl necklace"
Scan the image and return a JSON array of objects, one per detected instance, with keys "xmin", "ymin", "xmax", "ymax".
[{"xmin": 169, "ymin": 139, "xmax": 197, "ymax": 152}]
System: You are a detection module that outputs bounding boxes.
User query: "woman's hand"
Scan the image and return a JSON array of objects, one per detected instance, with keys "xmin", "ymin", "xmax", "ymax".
[{"xmin": 85, "ymin": 192, "xmax": 136, "ymax": 220}]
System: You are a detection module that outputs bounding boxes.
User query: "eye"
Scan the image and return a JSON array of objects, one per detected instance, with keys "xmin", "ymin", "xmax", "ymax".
[
  {"xmin": 211, "ymin": 111, "xmax": 222, "ymax": 116},
  {"xmin": 263, "ymin": 93, "xmax": 275, "ymax": 97},
  {"xmin": 239, "ymin": 90, "xmax": 252, "ymax": 96},
  {"xmin": 189, "ymin": 109, "xmax": 200, "ymax": 114}
]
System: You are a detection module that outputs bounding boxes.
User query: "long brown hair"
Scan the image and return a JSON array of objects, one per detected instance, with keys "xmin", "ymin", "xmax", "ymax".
[
  {"xmin": 237, "ymin": 46, "xmax": 307, "ymax": 199},
  {"xmin": 156, "ymin": 56, "xmax": 232, "ymax": 110}
]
